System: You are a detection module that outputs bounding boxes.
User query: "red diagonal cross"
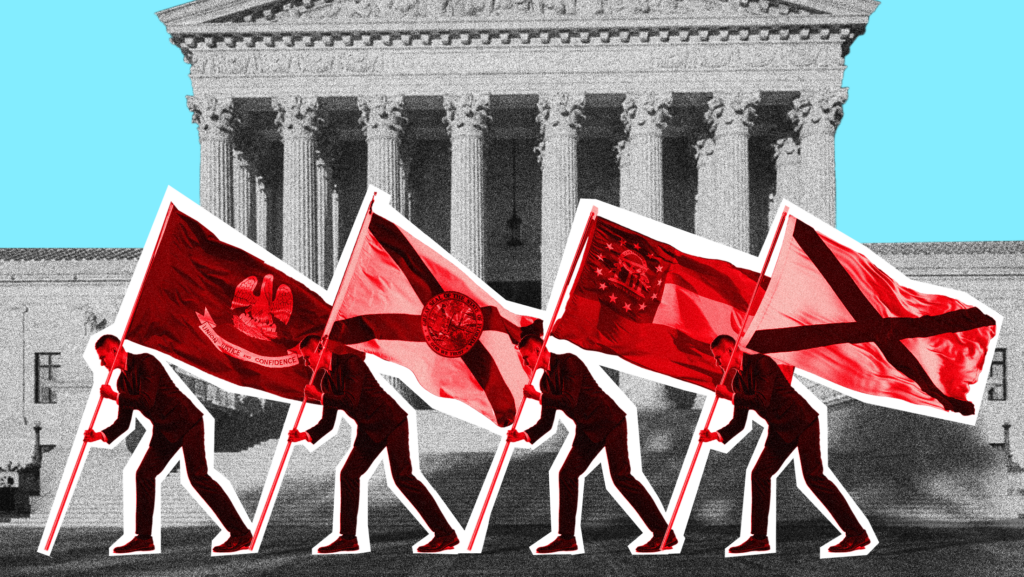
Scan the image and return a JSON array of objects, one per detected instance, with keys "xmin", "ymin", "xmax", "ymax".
[
  {"xmin": 746, "ymin": 220, "xmax": 994, "ymax": 416},
  {"xmin": 330, "ymin": 215, "xmax": 541, "ymax": 426}
]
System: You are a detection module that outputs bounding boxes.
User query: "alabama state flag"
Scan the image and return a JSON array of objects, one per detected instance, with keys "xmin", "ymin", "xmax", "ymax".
[{"xmin": 741, "ymin": 202, "xmax": 1002, "ymax": 421}]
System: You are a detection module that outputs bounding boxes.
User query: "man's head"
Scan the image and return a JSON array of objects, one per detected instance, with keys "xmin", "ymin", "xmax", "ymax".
[
  {"xmin": 710, "ymin": 334, "xmax": 737, "ymax": 372},
  {"xmin": 517, "ymin": 334, "xmax": 545, "ymax": 372},
  {"xmin": 297, "ymin": 334, "xmax": 323, "ymax": 370},
  {"xmin": 95, "ymin": 335, "xmax": 123, "ymax": 370}
]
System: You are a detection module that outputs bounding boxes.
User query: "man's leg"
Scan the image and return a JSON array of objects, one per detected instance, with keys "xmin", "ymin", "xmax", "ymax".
[
  {"xmin": 556, "ymin": 433, "xmax": 603, "ymax": 537},
  {"xmin": 384, "ymin": 420, "xmax": 453, "ymax": 536},
  {"xmin": 338, "ymin": 432, "xmax": 384, "ymax": 537},
  {"xmin": 133, "ymin": 437, "xmax": 178, "ymax": 538},
  {"xmin": 795, "ymin": 421, "xmax": 863, "ymax": 536},
  {"xmin": 179, "ymin": 422, "xmax": 249, "ymax": 537},
  {"xmin": 602, "ymin": 421, "xmax": 668, "ymax": 536},
  {"xmin": 748, "ymin": 433, "xmax": 794, "ymax": 539}
]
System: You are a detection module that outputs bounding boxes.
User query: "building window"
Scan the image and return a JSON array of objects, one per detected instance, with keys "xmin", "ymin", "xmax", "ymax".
[
  {"xmin": 986, "ymin": 348, "xmax": 1006, "ymax": 402},
  {"xmin": 35, "ymin": 353, "xmax": 60, "ymax": 404}
]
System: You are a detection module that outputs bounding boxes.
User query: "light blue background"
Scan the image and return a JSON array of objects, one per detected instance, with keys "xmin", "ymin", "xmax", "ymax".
[{"xmin": 1, "ymin": 1, "xmax": 1020, "ymax": 248}]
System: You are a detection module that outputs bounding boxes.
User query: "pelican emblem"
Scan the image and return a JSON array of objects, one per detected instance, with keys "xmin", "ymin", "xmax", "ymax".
[{"xmin": 231, "ymin": 274, "xmax": 293, "ymax": 341}]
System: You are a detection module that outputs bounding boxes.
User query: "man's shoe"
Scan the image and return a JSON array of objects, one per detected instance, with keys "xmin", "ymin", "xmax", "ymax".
[
  {"xmin": 317, "ymin": 535, "xmax": 359, "ymax": 554},
  {"xmin": 417, "ymin": 532, "xmax": 459, "ymax": 553},
  {"xmin": 112, "ymin": 535, "xmax": 155, "ymax": 554},
  {"xmin": 636, "ymin": 530, "xmax": 678, "ymax": 553},
  {"xmin": 828, "ymin": 531, "xmax": 870, "ymax": 554},
  {"xmin": 213, "ymin": 531, "xmax": 253, "ymax": 553},
  {"xmin": 728, "ymin": 536, "xmax": 771, "ymax": 554},
  {"xmin": 536, "ymin": 535, "xmax": 578, "ymax": 554}
]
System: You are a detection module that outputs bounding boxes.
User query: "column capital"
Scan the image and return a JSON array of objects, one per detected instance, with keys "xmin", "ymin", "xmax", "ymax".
[
  {"xmin": 537, "ymin": 93, "xmax": 586, "ymax": 135},
  {"xmin": 443, "ymin": 93, "xmax": 491, "ymax": 137},
  {"xmin": 621, "ymin": 92, "xmax": 673, "ymax": 136},
  {"xmin": 358, "ymin": 95, "xmax": 406, "ymax": 138},
  {"xmin": 789, "ymin": 88, "xmax": 848, "ymax": 136},
  {"xmin": 187, "ymin": 95, "xmax": 235, "ymax": 140},
  {"xmin": 273, "ymin": 96, "xmax": 321, "ymax": 139},
  {"xmin": 705, "ymin": 92, "xmax": 760, "ymax": 136},
  {"xmin": 773, "ymin": 136, "xmax": 801, "ymax": 165}
]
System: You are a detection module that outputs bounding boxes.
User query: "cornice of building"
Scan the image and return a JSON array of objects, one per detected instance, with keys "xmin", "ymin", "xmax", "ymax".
[
  {"xmin": 866, "ymin": 241, "xmax": 1024, "ymax": 257},
  {"xmin": 160, "ymin": 0, "xmax": 872, "ymax": 56},
  {"xmin": 0, "ymin": 248, "xmax": 143, "ymax": 262}
]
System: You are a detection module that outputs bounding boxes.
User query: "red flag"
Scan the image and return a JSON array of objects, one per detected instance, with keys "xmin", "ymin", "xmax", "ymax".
[
  {"xmin": 740, "ymin": 210, "xmax": 1000, "ymax": 418},
  {"xmin": 330, "ymin": 205, "xmax": 542, "ymax": 430},
  {"xmin": 551, "ymin": 214, "xmax": 768, "ymax": 391},
  {"xmin": 123, "ymin": 205, "xmax": 332, "ymax": 401}
]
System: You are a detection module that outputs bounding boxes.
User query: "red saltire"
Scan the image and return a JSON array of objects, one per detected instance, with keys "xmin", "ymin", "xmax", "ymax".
[
  {"xmin": 330, "ymin": 207, "xmax": 542, "ymax": 429},
  {"xmin": 740, "ymin": 211, "xmax": 1000, "ymax": 418}
]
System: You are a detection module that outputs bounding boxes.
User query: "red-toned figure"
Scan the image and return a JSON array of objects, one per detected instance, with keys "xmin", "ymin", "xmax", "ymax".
[
  {"xmin": 289, "ymin": 335, "xmax": 458, "ymax": 554},
  {"xmin": 699, "ymin": 335, "xmax": 870, "ymax": 555},
  {"xmin": 507, "ymin": 335, "xmax": 674, "ymax": 554},
  {"xmin": 82, "ymin": 335, "xmax": 252, "ymax": 554}
]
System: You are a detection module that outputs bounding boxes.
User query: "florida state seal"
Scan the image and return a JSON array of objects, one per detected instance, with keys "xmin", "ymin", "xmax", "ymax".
[{"xmin": 421, "ymin": 291, "xmax": 484, "ymax": 358}]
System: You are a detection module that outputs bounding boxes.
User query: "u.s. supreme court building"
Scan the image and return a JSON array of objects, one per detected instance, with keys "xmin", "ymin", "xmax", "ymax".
[{"xmin": 3, "ymin": 0, "xmax": 1024, "ymax": 528}]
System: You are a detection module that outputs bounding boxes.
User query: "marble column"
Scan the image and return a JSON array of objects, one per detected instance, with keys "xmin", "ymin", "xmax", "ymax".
[
  {"xmin": 187, "ymin": 95, "xmax": 235, "ymax": 224},
  {"xmin": 255, "ymin": 175, "xmax": 269, "ymax": 249},
  {"xmin": 619, "ymin": 93, "xmax": 671, "ymax": 219},
  {"xmin": 315, "ymin": 155, "xmax": 332, "ymax": 285},
  {"xmin": 693, "ymin": 137, "xmax": 720, "ymax": 241},
  {"xmin": 331, "ymin": 184, "xmax": 341, "ymax": 266},
  {"xmin": 537, "ymin": 93, "xmax": 585, "ymax": 302},
  {"xmin": 273, "ymin": 96, "xmax": 320, "ymax": 279},
  {"xmin": 618, "ymin": 93, "xmax": 673, "ymax": 412},
  {"xmin": 790, "ymin": 89, "xmax": 847, "ymax": 226},
  {"xmin": 232, "ymin": 150, "xmax": 256, "ymax": 241},
  {"xmin": 771, "ymin": 136, "xmax": 802, "ymax": 226},
  {"xmin": 359, "ymin": 95, "xmax": 408, "ymax": 215},
  {"xmin": 443, "ymin": 93, "xmax": 490, "ymax": 278},
  {"xmin": 703, "ymin": 92, "xmax": 760, "ymax": 253}
]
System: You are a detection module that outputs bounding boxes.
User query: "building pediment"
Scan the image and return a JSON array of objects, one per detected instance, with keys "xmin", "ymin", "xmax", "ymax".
[{"xmin": 159, "ymin": 0, "xmax": 878, "ymax": 28}]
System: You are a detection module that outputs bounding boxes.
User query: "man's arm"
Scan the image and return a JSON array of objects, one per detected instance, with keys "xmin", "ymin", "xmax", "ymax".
[
  {"xmin": 536, "ymin": 356, "xmax": 583, "ymax": 411},
  {"xmin": 97, "ymin": 405, "xmax": 134, "ymax": 444},
  {"xmin": 715, "ymin": 407, "xmax": 750, "ymax": 444},
  {"xmin": 732, "ymin": 357, "xmax": 773, "ymax": 411},
  {"xmin": 116, "ymin": 356, "xmax": 160, "ymax": 414},
  {"xmin": 300, "ymin": 408, "xmax": 339, "ymax": 444},
  {"xmin": 523, "ymin": 406, "xmax": 557, "ymax": 443},
  {"xmin": 321, "ymin": 356, "xmax": 368, "ymax": 411}
]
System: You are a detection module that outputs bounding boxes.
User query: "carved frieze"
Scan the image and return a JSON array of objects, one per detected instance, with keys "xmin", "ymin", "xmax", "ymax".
[
  {"xmin": 191, "ymin": 51, "xmax": 377, "ymax": 77},
  {"xmin": 237, "ymin": 0, "xmax": 816, "ymax": 22},
  {"xmin": 658, "ymin": 43, "xmax": 841, "ymax": 71}
]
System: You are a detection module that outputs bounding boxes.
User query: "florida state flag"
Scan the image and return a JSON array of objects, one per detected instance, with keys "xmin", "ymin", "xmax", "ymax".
[
  {"xmin": 740, "ymin": 203, "xmax": 1001, "ymax": 420},
  {"xmin": 551, "ymin": 204, "xmax": 767, "ymax": 391},
  {"xmin": 329, "ymin": 196, "xmax": 543, "ymax": 430},
  {"xmin": 123, "ymin": 200, "xmax": 331, "ymax": 402}
]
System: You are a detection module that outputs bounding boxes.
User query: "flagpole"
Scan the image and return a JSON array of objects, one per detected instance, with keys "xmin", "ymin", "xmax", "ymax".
[
  {"xmin": 248, "ymin": 193, "xmax": 377, "ymax": 549},
  {"xmin": 467, "ymin": 207, "xmax": 600, "ymax": 552},
  {"xmin": 41, "ymin": 204, "xmax": 179, "ymax": 555},
  {"xmin": 657, "ymin": 207, "xmax": 790, "ymax": 551}
]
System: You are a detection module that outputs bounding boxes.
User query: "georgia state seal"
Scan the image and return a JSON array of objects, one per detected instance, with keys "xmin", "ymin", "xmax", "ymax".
[{"xmin": 421, "ymin": 291, "xmax": 484, "ymax": 358}]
